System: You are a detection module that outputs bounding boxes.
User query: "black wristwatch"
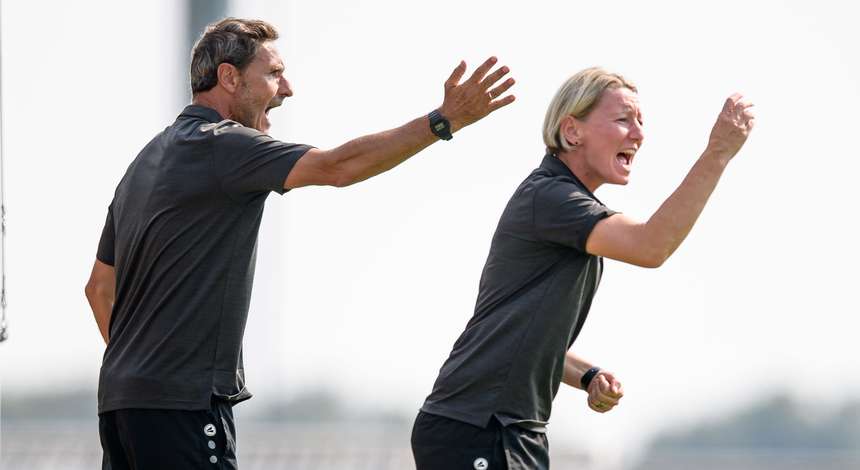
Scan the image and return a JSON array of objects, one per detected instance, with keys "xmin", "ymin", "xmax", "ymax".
[{"xmin": 428, "ymin": 109, "xmax": 453, "ymax": 141}]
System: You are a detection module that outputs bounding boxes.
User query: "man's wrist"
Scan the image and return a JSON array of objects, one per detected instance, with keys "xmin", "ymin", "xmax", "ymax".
[
  {"xmin": 428, "ymin": 109, "xmax": 453, "ymax": 141},
  {"xmin": 437, "ymin": 104, "xmax": 466, "ymax": 133}
]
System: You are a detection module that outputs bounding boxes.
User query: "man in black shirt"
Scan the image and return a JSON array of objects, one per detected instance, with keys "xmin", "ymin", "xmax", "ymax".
[
  {"xmin": 412, "ymin": 68, "xmax": 755, "ymax": 469},
  {"xmin": 85, "ymin": 17, "xmax": 515, "ymax": 470}
]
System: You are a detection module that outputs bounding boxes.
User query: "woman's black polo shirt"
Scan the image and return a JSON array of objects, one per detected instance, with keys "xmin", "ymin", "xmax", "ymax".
[
  {"xmin": 421, "ymin": 153, "xmax": 616, "ymax": 430},
  {"xmin": 96, "ymin": 105, "xmax": 311, "ymax": 413}
]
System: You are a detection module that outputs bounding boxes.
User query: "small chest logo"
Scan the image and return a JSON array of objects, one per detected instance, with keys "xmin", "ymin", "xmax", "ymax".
[
  {"xmin": 203, "ymin": 423, "xmax": 217, "ymax": 437},
  {"xmin": 473, "ymin": 457, "xmax": 489, "ymax": 469}
]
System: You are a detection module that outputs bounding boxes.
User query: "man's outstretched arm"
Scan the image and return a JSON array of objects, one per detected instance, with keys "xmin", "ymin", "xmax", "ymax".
[
  {"xmin": 284, "ymin": 56, "xmax": 516, "ymax": 189},
  {"xmin": 85, "ymin": 259, "xmax": 115, "ymax": 344}
]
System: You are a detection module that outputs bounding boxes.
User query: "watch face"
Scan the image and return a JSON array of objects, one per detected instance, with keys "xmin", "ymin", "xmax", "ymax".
[{"xmin": 429, "ymin": 110, "xmax": 452, "ymax": 139}]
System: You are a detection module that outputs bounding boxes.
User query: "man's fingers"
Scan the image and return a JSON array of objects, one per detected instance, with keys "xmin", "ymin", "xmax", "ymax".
[
  {"xmin": 488, "ymin": 94, "xmax": 516, "ymax": 113},
  {"xmin": 445, "ymin": 60, "xmax": 467, "ymax": 89},
  {"xmin": 488, "ymin": 78, "xmax": 515, "ymax": 99},
  {"xmin": 480, "ymin": 65, "xmax": 511, "ymax": 90},
  {"xmin": 468, "ymin": 56, "xmax": 498, "ymax": 83},
  {"xmin": 439, "ymin": 57, "xmax": 516, "ymax": 127}
]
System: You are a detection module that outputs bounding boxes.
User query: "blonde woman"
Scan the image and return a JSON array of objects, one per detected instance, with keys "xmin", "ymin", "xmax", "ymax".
[{"xmin": 412, "ymin": 68, "xmax": 754, "ymax": 469}]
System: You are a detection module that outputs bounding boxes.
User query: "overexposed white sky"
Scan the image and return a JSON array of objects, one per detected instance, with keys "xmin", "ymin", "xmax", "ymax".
[{"xmin": 2, "ymin": 0, "xmax": 859, "ymax": 462}]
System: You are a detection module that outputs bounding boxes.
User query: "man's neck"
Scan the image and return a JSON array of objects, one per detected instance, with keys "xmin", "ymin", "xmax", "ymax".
[{"xmin": 191, "ymin": 91, "xmax": 232, "ymax": 121}]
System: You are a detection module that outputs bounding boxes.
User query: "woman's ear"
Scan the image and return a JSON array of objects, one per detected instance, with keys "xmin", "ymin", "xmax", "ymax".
[{"xmin": 559, "ymin": 115, "xmax": 583, "ymax": 148}]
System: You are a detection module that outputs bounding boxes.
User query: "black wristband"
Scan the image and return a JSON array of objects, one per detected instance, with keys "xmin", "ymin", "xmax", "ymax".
[
  {"xmin": 580, "ymin": 367, "xmax": 601, "ymax": 390},
  {"xmin": 428, "ymin": 109, "xmax": 453, "ymax": 141}
]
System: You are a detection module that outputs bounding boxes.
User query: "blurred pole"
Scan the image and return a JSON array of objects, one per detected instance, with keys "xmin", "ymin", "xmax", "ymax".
[
  {"xmin": 0, "ymin": 0, "xmax": 9, "ymax": 343},
  {"xmin": 182, "ymin": 0, "xmax": 229, "ymax": 104},
  {"xmin": 187, "ymin": 0, "xmax": 229, "ymax": 51}
]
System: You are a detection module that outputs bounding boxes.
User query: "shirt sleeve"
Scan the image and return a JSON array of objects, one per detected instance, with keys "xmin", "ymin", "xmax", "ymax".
[
  {"xmin": 96, "ymin": 205, "xmax": 116, "ymax": 266},
  {"xmin": 533, "ymin": 181, "xmax": 617, "ymax": 251},
  {"xmin": 210, "ymin": 123, "xmax": 313, "ymax": 199}
]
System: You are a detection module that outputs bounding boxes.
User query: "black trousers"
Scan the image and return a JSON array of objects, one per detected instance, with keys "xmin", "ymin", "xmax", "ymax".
[
  {"xmin": 411, "ymin": 411, "xmax": 550, "ymax": 470},
  {"xmin": 99, "ymin": 398, "xmax": 237, "ymax": 470}
]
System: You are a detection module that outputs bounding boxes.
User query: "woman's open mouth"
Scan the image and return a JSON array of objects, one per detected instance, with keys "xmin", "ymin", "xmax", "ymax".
[{"xmin": 616, "ymin": 149, "xmax": 635, "ymax": 171}]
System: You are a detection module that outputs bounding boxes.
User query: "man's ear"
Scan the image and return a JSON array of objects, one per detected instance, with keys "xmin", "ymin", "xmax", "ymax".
[
  {"xmin": 217, "ymin": 63, "xmax": 241, "ymax": 94},
  {"xmin": 559, "ymin": 115, "xmax": 583, "ymax": 148}
]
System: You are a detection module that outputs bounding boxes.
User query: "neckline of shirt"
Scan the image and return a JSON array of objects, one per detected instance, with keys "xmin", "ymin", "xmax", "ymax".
[{"xmin": 541, "ymin": 153, "xmax": 606, "ymax": 204}]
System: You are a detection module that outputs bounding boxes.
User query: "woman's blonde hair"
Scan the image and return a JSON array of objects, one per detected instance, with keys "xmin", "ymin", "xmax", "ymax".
[{"xmin": 542, "ymin": 67, "xmax": 637, "ymax": 152}]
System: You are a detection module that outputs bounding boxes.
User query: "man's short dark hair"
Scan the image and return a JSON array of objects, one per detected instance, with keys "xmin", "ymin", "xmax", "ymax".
[{"xmin": 190, "ymin": 18, "xmax": 279, "ymax": 95}]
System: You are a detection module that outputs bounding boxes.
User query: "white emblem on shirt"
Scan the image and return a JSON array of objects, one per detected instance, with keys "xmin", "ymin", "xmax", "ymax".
[
  {"xmin": 473, "ymin": 457, "xmax": 489, "ymax": 469},
  {"xmin": 199, "ymin": 120, "xmax": 242, "ymax": 136}
]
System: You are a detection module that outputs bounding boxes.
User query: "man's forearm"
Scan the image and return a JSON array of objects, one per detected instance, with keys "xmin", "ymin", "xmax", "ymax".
[{"xmin": 328, "ymin": 115, "xmax": 439, "ymax": 187}]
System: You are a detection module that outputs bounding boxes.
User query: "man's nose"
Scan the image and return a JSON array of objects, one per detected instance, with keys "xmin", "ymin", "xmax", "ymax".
[{"xmin": 279, "ymin": 76, "xmax": 293, "ymax": 98}]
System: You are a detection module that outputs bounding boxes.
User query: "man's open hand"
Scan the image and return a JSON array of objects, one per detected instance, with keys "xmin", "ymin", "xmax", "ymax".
[{"xmin": 438, "ymin": 57, "xmax": 516, "ymax": 133}]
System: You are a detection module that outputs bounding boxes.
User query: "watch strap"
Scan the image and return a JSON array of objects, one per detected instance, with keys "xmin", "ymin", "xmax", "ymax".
[{"xmin": 581, "ymin": 366, "xmax": 601, "ymax": 390}]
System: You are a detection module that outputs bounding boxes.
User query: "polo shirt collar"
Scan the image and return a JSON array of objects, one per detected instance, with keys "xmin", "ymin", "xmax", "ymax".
[
  {"xmin": 178, "ymin": 105, "xmax": 225, "ymax": 123},
  {"xmin": 540, "ymin": 153, "xmax": 603, "ymax": 202}
]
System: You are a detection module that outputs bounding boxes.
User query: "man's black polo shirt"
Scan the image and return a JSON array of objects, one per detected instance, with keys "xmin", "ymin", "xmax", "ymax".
[
  {"xmin": 96, "ymin": 105, "xmax": 311, "ymax": 413},
  {"xmin": 421, "ymin": 154, "xmax": 616, "ymax": 431}
]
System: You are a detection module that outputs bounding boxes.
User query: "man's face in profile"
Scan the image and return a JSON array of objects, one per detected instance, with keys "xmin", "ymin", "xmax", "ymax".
[{"xmin": 232, "ymin": 41, "xmax": 292, "ymax": 133}]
